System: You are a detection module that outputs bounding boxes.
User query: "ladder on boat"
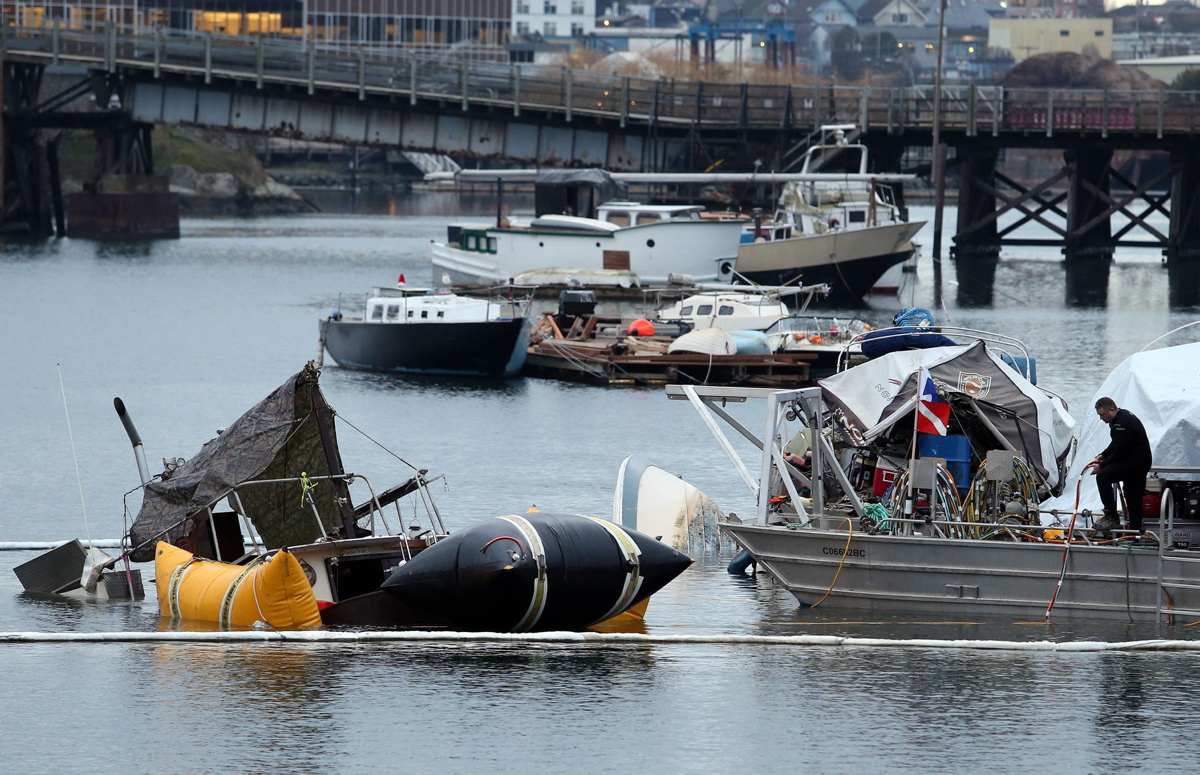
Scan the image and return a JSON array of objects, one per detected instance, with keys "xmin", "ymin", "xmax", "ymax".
[{"xmin": 1155, "ymin": 467, "xmax": 1200, "ymax": 624}]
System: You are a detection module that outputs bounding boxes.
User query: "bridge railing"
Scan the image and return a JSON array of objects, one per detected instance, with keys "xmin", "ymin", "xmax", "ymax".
[{"xmin": 5, "ymin": 20, "xmax": 1200, "ymax": 137}]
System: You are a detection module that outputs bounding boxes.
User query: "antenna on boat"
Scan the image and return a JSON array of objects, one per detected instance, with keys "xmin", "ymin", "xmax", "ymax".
[{"xmin": 57, "ymin": 364, "xmax": 93, "ymax": 547}]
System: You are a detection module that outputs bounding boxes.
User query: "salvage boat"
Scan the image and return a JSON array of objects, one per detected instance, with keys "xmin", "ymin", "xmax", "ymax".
[
  {"xmin": 122, "ymin": 362, "xmax": 692, "ymax": 631},
  {"xmin": 319, "ymin": 277, "xmax": 535, "ymax": 378},
  {"xmin": 670, "ymin": 338, "xmax": 1200, "ymax": 623}
]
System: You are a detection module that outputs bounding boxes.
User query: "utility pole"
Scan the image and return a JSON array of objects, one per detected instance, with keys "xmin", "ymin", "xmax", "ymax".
[{"xmin": 931, "ymin": 0, "xmax": 949, "ymax": 308}]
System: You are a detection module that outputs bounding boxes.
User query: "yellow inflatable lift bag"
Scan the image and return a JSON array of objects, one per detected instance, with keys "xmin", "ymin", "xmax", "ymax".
[{"xmin": 155, "ymin": 542, "xmax": 322, "ymax": 629}]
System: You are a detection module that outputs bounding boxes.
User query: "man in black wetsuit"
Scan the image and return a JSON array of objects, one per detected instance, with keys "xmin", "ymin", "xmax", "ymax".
[{"xmin": 1084, "ymin": 397, "xmax": 1153, "ymax": 534}]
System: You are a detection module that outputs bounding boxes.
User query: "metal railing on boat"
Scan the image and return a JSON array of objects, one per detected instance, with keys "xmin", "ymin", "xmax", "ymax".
[{"xmin": 1155, "ymin": 467, "xmax": 1200, "ymax": 624}]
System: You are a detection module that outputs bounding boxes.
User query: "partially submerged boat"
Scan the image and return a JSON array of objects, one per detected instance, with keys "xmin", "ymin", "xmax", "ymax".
[
  {"xmin": 668, "ymin": 337, "xmax": 1200, "ymax": 623},
  {"xmin": 431, "ymin": 169, "xmax": 749, "ymax": 288},
  {"xmin": 319, "ymin": 277, "xmax": 535, "ymax": 378},
  {"xmin": 121, "ymin": 362, "xmax": 692, "ymax": 631},
  {"xmin": 734, "ymin": 125, "xmax": 926, "ymax": 304}
]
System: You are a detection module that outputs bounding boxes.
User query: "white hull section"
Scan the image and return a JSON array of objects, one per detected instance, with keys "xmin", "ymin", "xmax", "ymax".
[
  {"xmin": 433, "ymin": 220, "xmax": 746, "ymax": 286},
  {"xmin": 736, "ymin": 220, "xmax": 924, "ymax": 274}
]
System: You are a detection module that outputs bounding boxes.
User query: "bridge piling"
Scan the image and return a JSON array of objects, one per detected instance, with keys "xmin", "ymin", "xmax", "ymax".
[
  {"xmin": 953, "ymin": 142, "xmax": 1001, "ymax": 306},
  {"xmin": 1063, "ymin": 143, "xmax": 1116, "ymax": 306},
  {"xmin": 1167, "ymin": 149, "xmax": 1200, "ymax": 307}
]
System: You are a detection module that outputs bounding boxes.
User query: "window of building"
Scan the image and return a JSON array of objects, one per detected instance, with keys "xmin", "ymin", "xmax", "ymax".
[
  {"xmin": 1094, "ymin": 29, "xmax": 1105, "ymax": 36},
  {"xmin": 892, "ymin": 12, "xmax": 907, "ymax": 22},
  {"xmin": 517, "ymin": 1, "xmax": 530, "ymax": 13},
  {"xmin": 1059, "ymin": 29, "xmax": 1069, "ymax": 36},
  {"xmin": 824, "ymin": 12, "xmax": 840, "ymax": 21},
  {"xmin": 544, "ymin": 21, "xmax": 556, "ymax": 35},
  {"xmin": 571, "ymin": 1, "xmax": 585, "ymax": 12},
  {"xmin": 571, "ymin": 22, "xmax": 584, "ymax": 35},
  {"xmin": 544, "ymin": 1, "xmax": 557, "ymax": 13},
  {"xmin": 516, "ymin": 21, "xmax": 529, "ymax": 34}
]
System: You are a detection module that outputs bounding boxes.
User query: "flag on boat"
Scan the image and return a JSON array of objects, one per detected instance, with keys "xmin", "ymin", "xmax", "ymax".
[{"xmin": 916, "ymin": 367, "xmax": 950, "ymax": 436}]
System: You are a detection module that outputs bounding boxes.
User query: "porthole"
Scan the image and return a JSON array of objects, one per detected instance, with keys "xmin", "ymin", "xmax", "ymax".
[{"xmin": 647, "ymin": 239, "xmax": 656, "ymax": 248}]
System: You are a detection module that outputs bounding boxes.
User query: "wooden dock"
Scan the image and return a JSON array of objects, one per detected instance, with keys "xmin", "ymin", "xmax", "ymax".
[{"xmin": 523, "ymin": 331, "xmax": 816, "ymax": 387}]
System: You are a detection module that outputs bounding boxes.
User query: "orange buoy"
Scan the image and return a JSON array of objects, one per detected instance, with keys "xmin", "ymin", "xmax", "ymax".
[{"xmin": 628, "ymin": 319, "xmax": 655, "ymax": 336}]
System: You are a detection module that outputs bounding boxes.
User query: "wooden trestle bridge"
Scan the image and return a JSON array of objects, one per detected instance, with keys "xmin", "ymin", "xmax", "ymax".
[{"xmin": 3, "ymin": 21, "xmax": 1200, "ymax": 304}]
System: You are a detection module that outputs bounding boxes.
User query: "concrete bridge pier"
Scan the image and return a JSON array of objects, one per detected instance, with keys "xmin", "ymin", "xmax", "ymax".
[
  {"xmin": 1063, "ymin": 144, "xmax": 1115, "ymax": 307},
  {"xmin": 952, "ymin": 142, "xmax": 1000, "ymax": 307},
  {"xmin": 1166, "ymin": 149, "xmax": 1200, "ymax": 307}
]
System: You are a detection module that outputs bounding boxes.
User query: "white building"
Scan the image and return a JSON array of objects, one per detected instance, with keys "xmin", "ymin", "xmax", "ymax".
[{"xmin": 513, "ymin": 0, "xmax": 596, "ymax": 40}]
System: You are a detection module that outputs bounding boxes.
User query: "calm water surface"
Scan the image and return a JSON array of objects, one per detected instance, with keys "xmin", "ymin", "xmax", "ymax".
[{"xmin": 1, "ymin": 195, "xmax": 1198, "ymax": 772}]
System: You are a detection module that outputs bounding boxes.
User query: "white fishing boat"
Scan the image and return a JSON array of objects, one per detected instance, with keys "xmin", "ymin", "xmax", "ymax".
[
  {"xmin": 735, "ymin": 125, "xmax": 926, "ymax": 304},
  {"xmin": 431, "ymin": 169, "xmax": 749, "ymax": 288},
  {"xmin": 652, "ymin": 281, "xmax": 829, "ymax": 333},
  {"xmin": 319, "ymin": 277, "xmax": 535, "ymax": 378},
  {"xmin": 669, "ymin": 338, "xmax": 1200, "ymax": 623}
]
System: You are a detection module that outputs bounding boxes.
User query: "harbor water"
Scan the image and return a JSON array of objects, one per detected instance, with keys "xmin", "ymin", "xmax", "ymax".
[{"xmin": 2, "ymin": 194, "xmax": 1199, "ymax": 773}]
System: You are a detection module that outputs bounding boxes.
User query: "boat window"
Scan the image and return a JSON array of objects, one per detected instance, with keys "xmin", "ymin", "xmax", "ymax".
[
  {"xmin": 487, "ymin": 237, "xmax": 497, "ymax": 252},
  {"xmin": 421, "ymin": 310, "xmax": 428, "ymax": 319},
  {"xmin": 697, "ymin": 304, "xmax": 713, "ymax": 315},
  {"xmin": 606, "ymin": 212, "xmax": 630, "ymax": 226},
  {"xmin": 407, "ymin": 310, "xmax": 414, "ymax": 318},
  {"xmin": 370, "ymin": 305, "xmax": 384, "ymax": 321},
  {"xmin": 680, "ymin": 306, "xmax": 693, "ymax": 316},
  {"xmin": 437, "ymin": 311, "xmax": 445, "ymax": 318},
  {"xmin": 466, "ymin": 235, "xmax": 476, "ymax": 250},
  {"xmin": 849, "ymin": 211, "xmax": 866, "ymax": 224},
  {"xmin": 719, "ymin": 305, "xmax": 734, "ymax": 315},
  {"xmin": 386, "ymin": 305, "xmax": 400, "ymax": 320},
  {"xmin": 636, "ymin": 213, "xmax": 660, "ymax": 225}
]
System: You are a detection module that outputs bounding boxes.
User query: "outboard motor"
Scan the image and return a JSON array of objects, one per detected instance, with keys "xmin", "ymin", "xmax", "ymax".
[{"xmin": 554, "ymin": 288, "xmax": 597, "ymax": 332}]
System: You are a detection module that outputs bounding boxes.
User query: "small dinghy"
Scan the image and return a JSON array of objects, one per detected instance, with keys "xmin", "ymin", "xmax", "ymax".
[
  {"xmin": 380, "ymin": 512, "xmax": 693, "ymax": 632},
  {"xmin": 667, "ymin": 327, "xmax": 737, "ymax": 355}
]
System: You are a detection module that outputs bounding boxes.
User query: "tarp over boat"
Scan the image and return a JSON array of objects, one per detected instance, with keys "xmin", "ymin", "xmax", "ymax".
[
  {"xmin": 819, "ymin": 341, "xmax": 1076, "ymax": 493},
  {"xmin": 1041, "ymin": 341, "xmax": 1200, "ymax": 517},
  {"xmin": 125, "ymin": 362, "xmax": 345, "ymax": 562}
]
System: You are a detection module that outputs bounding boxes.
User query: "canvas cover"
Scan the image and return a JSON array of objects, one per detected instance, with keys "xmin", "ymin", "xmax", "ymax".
[
  {"xmin": 819, "ymin": 341, "xmax": 1076, "ymax": 493},
  {"xmin": 535, "ymin": 168, "xmax": 628, "ymax": 203},
  {"xmin": 1041, "ymin": 341, "xmax": 1200, "ymax": 518},
  {"xmin": 126, "ymin": 363, "xmax": 345, "ymax": 562}
]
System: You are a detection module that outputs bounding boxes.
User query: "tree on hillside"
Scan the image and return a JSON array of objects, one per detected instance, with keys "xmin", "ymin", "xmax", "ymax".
[
  {"xmin": 861, "ymin": 31, "xmax": 899, "ymax": 70},
  {"xmin": 1169, "ymin": 68, "xmax": 1200, "ymax": 92},
  {"xmin": 830, "ymin": 26, "xmax": 864, "ymax": 81}
]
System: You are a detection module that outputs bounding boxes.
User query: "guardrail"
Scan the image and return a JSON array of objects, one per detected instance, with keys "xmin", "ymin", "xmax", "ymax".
[{"xmin": 4, "ymin": 20, "xmax": 1200, "ymax": 137}]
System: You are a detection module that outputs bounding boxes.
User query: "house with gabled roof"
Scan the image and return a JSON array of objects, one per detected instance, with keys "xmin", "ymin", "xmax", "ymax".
[{"xmin": 857, "ymin": 0, "xmax": 926, "ymax": 27}]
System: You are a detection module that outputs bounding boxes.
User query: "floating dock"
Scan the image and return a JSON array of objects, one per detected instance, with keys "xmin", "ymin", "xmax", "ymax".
[{"xmin": 524, "ymin": 336, "xmax": 816, "ymax": 387}]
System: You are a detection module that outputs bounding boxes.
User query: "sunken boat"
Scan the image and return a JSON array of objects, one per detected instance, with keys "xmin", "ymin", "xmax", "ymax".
[{"xmin": 122, "ymin": 361, "xmax": 691, "ymax": 630}]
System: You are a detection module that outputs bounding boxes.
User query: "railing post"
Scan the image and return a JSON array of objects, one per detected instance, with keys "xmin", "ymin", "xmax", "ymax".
[
  {"xmin": 204, "ymin": 31, "xmax": 212, "ymax": 85},
  {"xmin": 1046, "ymin": 89, "xmax": 1054, "ymax": 138},
  {"xmin": 153, "ymin": 25, "xmax": 163, "ymax": 79},
  {"xmin": 357, "ymin": 47, "xmax": 365, "ymax": 100},
  {"xmin": 512, "ymin": 64, "xmax": 520, "ymax": 116},
  {"xmin": 307, "ymin": 40, "xmax": 315, "ymax": 96},
  {"xmin": 967, "ymin": 84, "xmax": 976, "ymax": 137},
  {"xmin": 105, "ymin": 20, "xmax": 115, "ymax": 73},
  {"xmin": 460, "ymin": 59, "xmax": 468, "ymax": 111},
  {"xmin": 740, "ymin": 83, "xmax": 748, "ymax": 130},
  {"xmin": 52, "ymin": 20, "xmax": 60, "ymax": 66},
  {"xmin": 255, "ymin": 35, "xmax": 264, "ymax": 89},
  {"xmin": 409, "ymin": 54, "xmax": 417, "ymax": 106},
  {"xmin": 1157, "ymin": 91, "xmax": 1165, "ymax": 139},
  {"xmin": 696, "ymin": 81, "xmax": 704, "ymax": 124},
  {"xmin": 564, "ymin": 68, "xmax": 572, "ymax": 122},
  {"xmin": 620, "ymin": 76, "xmax": 629, "ymax": 128},
  {"xmin": 859, "ymin": 87, "xmax": 868, "ymax": 131},
  {"xmin": 1, "ymin": 12, "xmax": 8, "ymax": 58},
  {"xmin": 1102, "ymin": 89, "xmax": 1109, "ymax": 139}
]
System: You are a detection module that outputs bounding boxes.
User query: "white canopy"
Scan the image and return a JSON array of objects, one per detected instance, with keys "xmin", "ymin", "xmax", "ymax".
[{"xmin": 1041, "ymin": 341, "xmax": 1200, "ymax": 518}]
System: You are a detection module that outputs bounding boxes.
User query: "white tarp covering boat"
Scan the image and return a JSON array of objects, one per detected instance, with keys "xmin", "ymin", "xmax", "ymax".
[
  {"xmin": 818, "ymin": 341, "xmax": 1076, "ymax": 493},
  {"xmin": 1042, "ymin": 341, "xmax": 1200, "ymax": 516}
]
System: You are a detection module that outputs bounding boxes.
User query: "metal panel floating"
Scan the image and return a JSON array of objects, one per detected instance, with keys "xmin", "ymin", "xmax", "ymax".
[
  {"xmin": 161, "ymin": 85, "xmax": 198, "ymax": 124},
  {"xmin": 229, "ymin": 93, "xmax": 268, "ymax": 131}
]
